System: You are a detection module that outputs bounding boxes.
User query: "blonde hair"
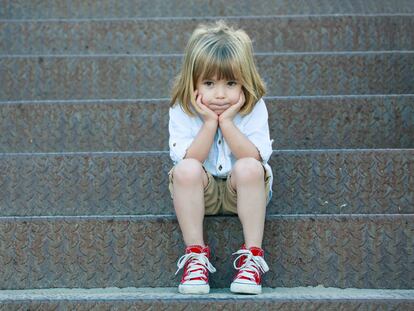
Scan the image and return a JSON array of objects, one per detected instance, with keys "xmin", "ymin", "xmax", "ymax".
[{"xmin": 170, "ymin": 21, "xmax": 266, "ymax": 116}]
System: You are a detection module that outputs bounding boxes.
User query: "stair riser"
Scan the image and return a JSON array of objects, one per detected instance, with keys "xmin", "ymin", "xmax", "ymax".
[
  {"xmin": 1, "ymin": 97, "xmax": 413, "ymax": 153},
  {"xmin": 2, "ymin": 0, "xmax": 413, "ymax": 19},
  {"xmin": 2, "ymin": 16, "xmax": 413, "ymax": 54},
  {"xmin": 1, "ymin": 151, "xmax": 412, "ymax": 216},
  {"xmin": 2, "ymin": 53, "xmax": 413, "ymax": 100},
  {"xmin": 1, "ymin": 300, "xmax": 413, "ymax": 310},
  {"xmin": 0, "ymin": 215, "xmax": 412, "ymax": 289}
]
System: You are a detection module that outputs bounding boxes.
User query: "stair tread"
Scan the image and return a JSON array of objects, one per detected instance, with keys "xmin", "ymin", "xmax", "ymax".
[
  {"xmin": 1, "ymin": 147, "xmax": 413, "ymax": 155},
  {"xmin": 2, "ymin": 53, "xmax": 414, "ymax": 100},
  {"xmin": 3, "ymin": 50, "xmax": 414, "ymax": 57},
  {"xmin": 1, "ymin": 95, "xmax": 413, "ymax": 152},
  {"xmin": 1, "ymin": 214, "xmax": 413, "ymax": 220},
  {"xmin": 2, "ymin": 286, "xmax": 414, "ymax": 301},
  {"xmin": 2, "ymin": 15, "xmax": 414, "ymax": 54},
  {"xmin": 1, "ymin": 149, "xmax": 412, "ymax": 216},
  {"xmin": 3, "ymin": 0, "xmax": 414, "ymax": 19},
  {"xmin": 1, "ymin": 214, "xmax": 413, "ymax": 289}
]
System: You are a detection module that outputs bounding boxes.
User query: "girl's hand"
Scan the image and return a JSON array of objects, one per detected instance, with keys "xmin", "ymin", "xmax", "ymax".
[
  {"xmin": 218, "ymin": 91, "xmax": 245, "ymax": 126},
  {"xmin": 194, "ymin": 90, "xmax": 219, "ymax": 126}
]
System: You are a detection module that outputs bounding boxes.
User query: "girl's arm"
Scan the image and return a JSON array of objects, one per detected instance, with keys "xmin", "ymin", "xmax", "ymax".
[
  {"xmin": 219, "ymin": 96, "xmax": 272, "ymax": 162},
  {"xmin": 220, "ymin": 120, "xmax": 261, "ymax": 161},
  {"xmin": 185, "ymin": 120, "xmax": 217, "ymax": 162},
  {"xmin": 218, "ymin": 93, "xmax": 261, "ymax": 161},
  {"xmin": 184, "ymin": 91, "xmax": 219, "ymax": 162}
]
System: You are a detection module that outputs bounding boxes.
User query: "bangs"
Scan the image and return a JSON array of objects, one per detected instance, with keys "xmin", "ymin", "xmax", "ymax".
[{"xmin": 194, "ymin": 43, "xmax": 243, "ymax": 82}]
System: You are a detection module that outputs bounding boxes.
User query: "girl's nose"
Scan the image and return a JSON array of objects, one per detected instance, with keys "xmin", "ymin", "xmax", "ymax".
[{"xmin": 215, "ymin": 86, "xmax": 226, "ymax": 98}]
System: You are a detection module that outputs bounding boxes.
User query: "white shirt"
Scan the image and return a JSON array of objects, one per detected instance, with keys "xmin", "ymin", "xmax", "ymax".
[{"xmin": 169, "ymin": 98, "xmax": 273, "ymax": 198}]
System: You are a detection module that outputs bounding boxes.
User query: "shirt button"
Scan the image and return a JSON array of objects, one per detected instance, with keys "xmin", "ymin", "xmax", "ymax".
[
  {"xmin": 218, "ymin": 165, "xmax": 222, "ymax": 171},
  {"xmin": 218, "ymin": 140, "xmax": 221, "ymax": 144}
]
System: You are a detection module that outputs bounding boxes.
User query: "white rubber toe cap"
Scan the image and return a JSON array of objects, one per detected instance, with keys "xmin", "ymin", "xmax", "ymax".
[
  {"xmin": 178, "ymin": 283, "xmax": 210, "ymax": 294},
  {"xmin": 230, "ymin": 281, "xmax": 262, "ymax": 295}
]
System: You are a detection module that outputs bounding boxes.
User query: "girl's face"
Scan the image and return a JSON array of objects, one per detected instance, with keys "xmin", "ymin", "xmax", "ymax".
[{"xmin": 196, "ymin": 76, "xmax": 243, "ymax": 114}]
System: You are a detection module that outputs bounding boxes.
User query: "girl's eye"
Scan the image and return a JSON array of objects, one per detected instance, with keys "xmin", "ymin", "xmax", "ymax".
[
  {"xmin": 204, "ymin": 81, "xmax": 214, "ymax": 87},
  {"xmin": 227, "ymin": 81, "xmax": 237, "ymax": 87}
]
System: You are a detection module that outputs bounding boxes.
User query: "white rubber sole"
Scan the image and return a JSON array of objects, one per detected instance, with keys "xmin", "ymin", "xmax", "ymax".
[
  {"xmin": 178, "ymin": 283, "xmax": 210, "ymax": 294},
  {"xmin": 230, "ymin": 282, "xmax": 262, "ymax": 295}
]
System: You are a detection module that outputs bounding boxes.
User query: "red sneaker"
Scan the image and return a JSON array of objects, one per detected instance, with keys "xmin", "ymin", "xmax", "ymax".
[
  {"xmin": 175, "ymin": 245, "xmax": 216, "ymax": 294},
  {"xmin": 230, "ymin": 245, "xmax": 269, "ymax": 294}
]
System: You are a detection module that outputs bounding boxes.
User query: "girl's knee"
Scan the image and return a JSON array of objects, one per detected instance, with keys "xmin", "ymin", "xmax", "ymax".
[
  {"xmin": 232, "ymin": 157, "xmax": 264, "ymax": 182},
  {"xmin": 173, "ymin": 158, "xmax": 205, "ymax": 185}
]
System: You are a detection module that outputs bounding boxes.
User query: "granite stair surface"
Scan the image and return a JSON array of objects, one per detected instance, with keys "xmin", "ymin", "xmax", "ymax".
[{"xmin": 0, "ymin": 0, "xmax": 413, "ymax": 309}]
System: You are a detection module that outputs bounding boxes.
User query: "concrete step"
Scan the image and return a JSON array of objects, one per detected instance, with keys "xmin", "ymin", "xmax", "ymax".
[
  {"xmin": 2, "ymin": 15, "xmax": 413, "ymax": 55},
  {"xmin": 0, "ymin": 150, "xmax": 412, "ymax": 216},
  {"xmin": 1, "ymin": 95, "xmax": 413, "ymax": 153},
  {"xmin": 1, "ymin": 287, "xmax": 414, "ymax": 310},
  {"xmin": 0, "ymin": 214, "xmax": 412, "ymax": 290},
  {"xmin": 2, "ymin": 0, "xmax": 414, "ymax": 19},
  {"xmin": 2, "ymin": 52, "xmax": 413, "ymax": 100}
]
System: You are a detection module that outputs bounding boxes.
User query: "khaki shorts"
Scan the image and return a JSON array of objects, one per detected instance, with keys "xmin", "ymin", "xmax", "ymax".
[{"xmin": 168, "ymin": 166, "xmax": 272, "ymax": 215}]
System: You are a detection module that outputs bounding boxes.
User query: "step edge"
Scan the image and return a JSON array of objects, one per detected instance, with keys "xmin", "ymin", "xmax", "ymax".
[
  {"xmin": 0, "ymin": 214, "xmax": 413, "ymax": 222},
  {"xmin": 3, "ymin": 13, "xmax": 414, "ymax": 23},
  {"xmin": 1, "ymin": 286, "xmax": 413, "ymax": 301},
  {"xmin": 0, "ymin": 148, "xmax": 413, "ymax": 158},
  {"xmin": 1, "ymin": 93, "xmax": 414, "ymax": 106},
  {"xmin": 2, "ymin": 50, "xmax": 414, "ymax": 58}
]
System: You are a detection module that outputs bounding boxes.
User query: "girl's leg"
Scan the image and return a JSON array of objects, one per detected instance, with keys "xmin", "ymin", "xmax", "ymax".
[
  {"xmin": 230, "ymin": 157, "xmax": 266, "ymax": 248},
  {"xmin": 172, "ymin": 158, "xmax": 209, "ymax": 246}
]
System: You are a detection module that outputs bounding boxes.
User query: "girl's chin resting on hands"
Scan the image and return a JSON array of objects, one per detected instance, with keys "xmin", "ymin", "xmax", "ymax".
[{"xmin": 206, "ymin": 103, "xmax": 233, "ymax": 116}]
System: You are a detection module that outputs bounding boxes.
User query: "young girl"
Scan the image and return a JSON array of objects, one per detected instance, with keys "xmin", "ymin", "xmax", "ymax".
[{"xmin": 168, "ymin": 21, "xmax": 273, "ymax": 295}]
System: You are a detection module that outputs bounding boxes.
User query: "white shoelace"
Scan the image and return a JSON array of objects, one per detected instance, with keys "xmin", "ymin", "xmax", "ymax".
[
  {"xmin": 233, "ymin": 249, "xmax": 269, "ymax": 282},
  {"xmin": 175, "ymin": 252, "xmax": 217, "ymax": 281}
]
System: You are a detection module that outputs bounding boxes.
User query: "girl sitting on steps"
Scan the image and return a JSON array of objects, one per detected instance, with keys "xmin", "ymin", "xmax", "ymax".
[{"xmin": 168, "ymin": 21, "xmax": 273, "ymax": 295}]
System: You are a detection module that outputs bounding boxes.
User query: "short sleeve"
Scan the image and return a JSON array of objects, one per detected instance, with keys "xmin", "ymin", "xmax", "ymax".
[
  {"xmin": 241, "ymin": 99, "xmax": 273, "ymax": 163},
  {"xmin": 168, "ymin": 105, "xmax": 196, "ymax": 164}
]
